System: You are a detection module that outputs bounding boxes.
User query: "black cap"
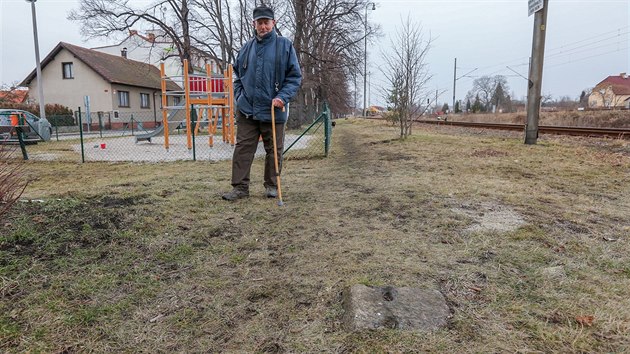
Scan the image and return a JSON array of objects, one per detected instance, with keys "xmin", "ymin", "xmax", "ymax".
[{"xmin": 253, "ymin": 6, "xmax": 274, "ymax": 20}]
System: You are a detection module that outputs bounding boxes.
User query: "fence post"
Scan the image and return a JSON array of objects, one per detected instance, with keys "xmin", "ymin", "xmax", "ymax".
[
  {"xmin": 98, "ymin": 111, "xmax": 103, "ymax": 138},
  {"xmin": 15, "ymin": 126, "xmax": 28, "ymax": 160},
  {"xmin": 324, "ymin": 103, "xmax": 331, "ymax": 157},
  {"xmin": 191, "ymin": 104, "xmax": 197, "ymax": 161},
  {"xmin": 131, "ymin": 114, "xmax": 135, "ymax": 136},
  {"xmin": 78, "ymin": 107, "xmax": 85, "ymax": 163},
  {"xmin": 54, "ymin": 116, "xmax": 59, "ymax": 141}
]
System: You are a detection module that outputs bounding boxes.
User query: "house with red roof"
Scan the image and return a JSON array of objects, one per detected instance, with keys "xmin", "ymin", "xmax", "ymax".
[
  {"xmin": 588, "ymin": 73, "xmax": 630, "ymax": 109},
  {"xmin": 0, "ymin": 89, "xmax": 28, "ymax": 104},
  {"xmin": 20, "ymin": 42, "xmax": 180, "ymax": 126}
]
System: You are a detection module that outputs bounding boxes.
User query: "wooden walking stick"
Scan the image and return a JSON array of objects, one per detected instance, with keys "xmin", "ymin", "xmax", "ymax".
[{"xmin": 271, "ymin": 103, "xmax": 285, "ymax": 206}]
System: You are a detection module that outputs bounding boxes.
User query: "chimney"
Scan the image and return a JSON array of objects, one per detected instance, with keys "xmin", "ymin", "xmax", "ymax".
[
  {"xmin": 121, "ymin": 47, "xmax": 128, "ymax": 59},
  {"xmin": 621, "ymin": 72, "xmax": 628, "ymax": 79}
]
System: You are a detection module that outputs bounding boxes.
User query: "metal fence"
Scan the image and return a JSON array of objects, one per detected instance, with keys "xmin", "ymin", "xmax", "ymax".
[{"xmin": 17, "ymin": 104, "xmax": 333, "ymax": 163}]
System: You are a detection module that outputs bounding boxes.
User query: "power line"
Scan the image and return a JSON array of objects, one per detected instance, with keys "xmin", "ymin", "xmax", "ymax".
[
  {"xmin": 544, "ymin": 25, "xmax": 630, "ymax": 55},
  {"xmin": 545, "ymin": 38, "xmax": 628, "ymax": 61},
  {"xmin": 544, "ymin": 31, "xmax": 630, "ymax": 59},
  {"xmin": 471, "ymin": 25, "xmax": 629, "ymax": 75},
  {"xmin": 546, "ymin": 46, "xmax": 629, "ymax": 69}
]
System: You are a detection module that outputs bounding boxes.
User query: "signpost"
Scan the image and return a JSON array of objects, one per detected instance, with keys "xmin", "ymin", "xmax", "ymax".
[
  {"xmin": 525, "ymin": 0, "xmax": 549, "ymax": 145},
  {"xmin": 528, "ymin": 0, "xmax": 543, "ymax": 16},
  {"xmin": 84, "ymin": 95, "xmax": 91, "ymax": 132}
]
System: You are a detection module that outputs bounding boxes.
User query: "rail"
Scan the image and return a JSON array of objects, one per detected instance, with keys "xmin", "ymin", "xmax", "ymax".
[{"xmin": 416, "ymin": 120, "xmax": 630, "ymax": 139}]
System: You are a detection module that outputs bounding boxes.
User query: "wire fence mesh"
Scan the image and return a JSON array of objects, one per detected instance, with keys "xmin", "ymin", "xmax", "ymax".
[{"xmin": 16, "ymin": 104, "xmax": 333, "ymax": 163}]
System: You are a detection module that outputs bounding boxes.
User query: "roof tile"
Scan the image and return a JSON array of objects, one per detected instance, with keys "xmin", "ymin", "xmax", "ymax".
[{"xmin": 21, "ymin": 42, "xmax": 180, "ymax": 91}]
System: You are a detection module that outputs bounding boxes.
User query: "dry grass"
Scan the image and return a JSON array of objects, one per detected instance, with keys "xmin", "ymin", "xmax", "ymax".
[
  {"xmin": 452, "ymin": 110, "xmax": 630, "ymax": 128},
  {"xmin": 1, "ymin": 119, "xmax": 629, "ymax": 352}
]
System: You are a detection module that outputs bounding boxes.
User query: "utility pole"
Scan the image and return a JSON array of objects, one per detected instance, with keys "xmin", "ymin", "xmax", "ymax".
[
  {"xmin": 26, "ymin": 0, "xmax": 46, "ymax": 121},
  {"xmin": 363, "ymin": 3, "xmax": 376, "ymax": 116},
  {"xmin": 452, "ymin": 58, "xmax": 457, "ymax": 113},
  {"xmin": 453, "ymin": 62, "xmax": 477, "ymax": 114},
  {"xmin": 525, "ymin": 0, "xmax": 549, "ymax": 145},
  {"xmin": 435, "ymin": 89, "xmax": 438, "ymax": 113},
  {"xmin": 368, "ymin": 71, "xmax": 371, "ymax": 111}
]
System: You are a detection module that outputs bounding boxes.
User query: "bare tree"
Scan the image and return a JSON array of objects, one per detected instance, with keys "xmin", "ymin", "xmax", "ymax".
[
  {"xmin": 541, "ymin": 93, "xmax": 553, "ymax": 106},
  {"xmin": 69, "ymin": 0, "xmax": 195, "ymax": 71},
  {"xmin": 0, "ymin": 145, "xmax": 27, "ymax": 218},
  {"xmin": 188, "ymin": 0, "xmax": 235, "ymax": 69},
  {"xmin": 579, "ymin": 88, "xmax": 592, "ymax": 108},
  {"xmin": 591, "ymin": 85, "xmax": 626, "ymax": 109},
  {"xmin": 190, "ymin": 0, "xmax": 289, "ymax": 70},
  {"xmin": 287, "ymin": 0, "xmax": 378, "ymax": 126},
  {"xmin": 381, "ymin": 16, "xmax": 432, "ymax": 139},
  {"xmin": 70, "ymin": 0, "xmax": 379, "ymax": 125},
  {"xmin": 0, "ymin": 82, "xmax": 26, "ymax": 105},
  {"xmin": 468, "ymin": 75, "xmax": 509, "ymax": 111}
]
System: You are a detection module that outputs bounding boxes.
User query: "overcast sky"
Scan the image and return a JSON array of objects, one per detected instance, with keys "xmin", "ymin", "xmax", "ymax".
[{"xmin": 1, "ymin": 0, "xmax": 628, "ymax": 107}]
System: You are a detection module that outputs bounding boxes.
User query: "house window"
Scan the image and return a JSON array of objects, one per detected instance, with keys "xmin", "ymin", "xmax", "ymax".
[
  {"xmin": 140, "ymin": 93, "xmax": 150, "ymax": 109},
  {"xmin": 118, "ymin": 91, "xmax": 130, "ymax": 107},
  {"xmin": 173, "ymin": 96, "xmax": 181, "ymax": 106},
  {"xmin": 62, "ymin": 62, "xmax": 74, "ymax": 79}
]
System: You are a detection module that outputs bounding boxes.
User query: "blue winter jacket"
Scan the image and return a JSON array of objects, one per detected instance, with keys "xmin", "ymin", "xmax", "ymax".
[{"xmin": 233, "ymin": 30, "xmax": 302, "ymax": 123}]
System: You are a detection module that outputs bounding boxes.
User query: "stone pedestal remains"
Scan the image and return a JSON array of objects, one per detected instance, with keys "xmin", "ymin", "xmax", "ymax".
[{"xmin": 342, "ymin": 285, "xmax": 450, "ymax": 331}]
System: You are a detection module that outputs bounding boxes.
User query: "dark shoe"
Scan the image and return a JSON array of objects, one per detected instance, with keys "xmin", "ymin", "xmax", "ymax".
[
  {"xmin": 222, "ymin": 188, "xmax": 249, "ymax": 201},
  {"xmin": 265, "ymin": 186, "xmax": 278, "ymax": 198}
]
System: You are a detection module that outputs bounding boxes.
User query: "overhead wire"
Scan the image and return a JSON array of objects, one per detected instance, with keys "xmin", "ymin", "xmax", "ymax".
[{"xmin": 468, "ymin": 25, "xmax": 629, "ymax": 78}]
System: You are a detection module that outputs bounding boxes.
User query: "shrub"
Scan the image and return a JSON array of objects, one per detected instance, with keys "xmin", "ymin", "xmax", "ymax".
[
  {"xmin": 0, "ymin": 142, "xmax": 27, "ymax": 217},
  {"xmin": 0, "ymin": 102, "xmax": 73, "ymax": 117}
]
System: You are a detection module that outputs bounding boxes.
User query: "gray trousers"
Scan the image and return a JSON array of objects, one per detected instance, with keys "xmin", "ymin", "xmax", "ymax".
[{"xmin": 231, "ymin": 111, "xmax": 285, "ymax": 190}]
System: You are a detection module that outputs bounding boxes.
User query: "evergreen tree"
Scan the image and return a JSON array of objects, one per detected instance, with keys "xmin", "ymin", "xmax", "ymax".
[
  {"xmin": 441, "ymin": 103, "xmax": 449, "ymax": 113},
  {"xmin": 492, "ymin": 83, "xmax": 507, "ymax": 112},
  {"xmin": 466, "ymin": 99, "xmax": 471, "ymax": 112},
  {"xmin": 472, "ymin": 94, "xmax": 482, "ymax": 113},
  {"xmin": 454, "ymin": 100, "xmax": 461, "ymax": 113},
  {"xmin": 579, "ymin": 90, "xmax": 588, "ymax": 107}
]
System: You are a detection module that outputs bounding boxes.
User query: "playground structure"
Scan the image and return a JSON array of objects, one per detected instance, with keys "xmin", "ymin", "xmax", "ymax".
[{"xmin": 158, "ymin": 59, "xmax": 235, "ymax": 150}]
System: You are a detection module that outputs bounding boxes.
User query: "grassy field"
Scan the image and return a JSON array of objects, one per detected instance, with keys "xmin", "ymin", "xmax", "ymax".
[
  {"xmin": 1, "ymin": 119, "xmax": 630, "ymax": 352},
  {"xmin": 450, "ymin": 110, "xmax": 630, "ymax": 128}
]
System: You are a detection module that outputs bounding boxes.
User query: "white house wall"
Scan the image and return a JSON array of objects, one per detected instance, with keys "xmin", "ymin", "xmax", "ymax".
[
  {"xmin": 28, "ymin": 48, "xmax": 113, "ymax": 113},
  {"xmin": 110, "ymin": 84, "xmax": 163, "ymax": 121},
  {"xmin": 588, "ymin": 86, "xmax": 630, "ymax": 108}
]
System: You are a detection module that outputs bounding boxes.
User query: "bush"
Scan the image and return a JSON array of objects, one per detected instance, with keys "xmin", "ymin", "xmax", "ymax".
[
  {"xmin": 45, "ymin": 104, "xmax": 73, "ymax": 116},
  {"xmin": 48, "ymin": 115, "xmax": 76, "ymax": 127},
  {"xmin": 0, "ymin": 144, "xmax": 27, "ymax": 217},
  {"xmin": 0, "ymin": 102, "xmax": 73, "ymax": 117}
]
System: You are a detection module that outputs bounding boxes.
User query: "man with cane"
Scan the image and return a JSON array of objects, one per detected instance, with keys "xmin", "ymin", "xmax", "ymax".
[{"xmin": 222, "ymin": 5, "xmax": 302, "ymax": 201}]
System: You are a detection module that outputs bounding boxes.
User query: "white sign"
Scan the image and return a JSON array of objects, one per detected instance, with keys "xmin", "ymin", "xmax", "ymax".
[{"xmin": 528, "ymin": 0, "xmax": 543, "ymax": 16}]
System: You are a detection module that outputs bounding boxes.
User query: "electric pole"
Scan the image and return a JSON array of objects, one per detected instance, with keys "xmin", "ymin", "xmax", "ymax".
[
  {"xmin": 525, "ymin": 0, "xmax": 549, "ymax": 145},
  {"xmin": 452, "ymin": 58, "xmax": 457, "ymax": 113},
  {"xmin": 27, "ymin": 0, "xmax": 46, "ymax": 121},
  {"xmin": 435, "ymin": 89, "xmax": 438, "ymax": 113}
]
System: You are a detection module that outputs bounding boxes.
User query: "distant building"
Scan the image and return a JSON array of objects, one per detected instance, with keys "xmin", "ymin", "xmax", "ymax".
[
  {"xmin": 20, "ymin": 42, "xmax": 180, "ymax": 125},
  {"xmin": 92, "ymin": 29, "xmax": 214, "ymax": 79},
  {"xmin": 588, "ymin": 73, "xmax": 630, "ymax": 109},
  {"xmin": 367, "ymin": 105, "xmax": 386, "ymax": 116},
  {"xmin": 0, "ymin": 89, "xmax": 28, "ymax": 104}
]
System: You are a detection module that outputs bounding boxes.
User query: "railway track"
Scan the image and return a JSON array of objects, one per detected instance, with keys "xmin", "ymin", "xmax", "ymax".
[{"xmin": 416, "ymin": 120, "xmax": 630, "ymax": 139}]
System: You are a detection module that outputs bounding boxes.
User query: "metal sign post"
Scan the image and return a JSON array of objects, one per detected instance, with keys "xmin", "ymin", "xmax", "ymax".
[
  {"xmin": 525, "ymin": 0, "xmax": 549, "ymax": 145},
  {"xmin": 84, "ymin": 95, "xmax": 91, "ymax": 133},
  {"xmin": 528, "ymin": 0, "xmax": 544, "ymax": 16}
]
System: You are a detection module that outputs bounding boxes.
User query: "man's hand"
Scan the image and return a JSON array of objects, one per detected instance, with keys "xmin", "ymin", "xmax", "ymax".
[{"xmin": 272, "ymin": 98, "xmax": 285, "ymax": 109}]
